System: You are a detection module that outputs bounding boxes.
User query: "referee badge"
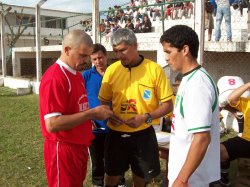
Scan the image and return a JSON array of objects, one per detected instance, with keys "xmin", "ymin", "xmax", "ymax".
[{"xmin": 143, "ymin": 90, "xmax": 151, "ymax": 100}]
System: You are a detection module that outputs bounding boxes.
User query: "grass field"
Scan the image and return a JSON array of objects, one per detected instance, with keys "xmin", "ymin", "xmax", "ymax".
[
  {"xmin": 1, "ymin": 87, "xmax": 248, "ymax": 187},
  {"xmin": 0, "ymin": 87, "xmax": 166, "ymax": 186}
]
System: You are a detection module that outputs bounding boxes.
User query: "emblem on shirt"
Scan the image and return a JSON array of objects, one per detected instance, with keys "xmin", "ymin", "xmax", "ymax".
[
  {"xmin": 78, "ymin": 94, "xmax": 89, "ymax": 112},
  {"xmin": 143, "ymin": 90, "xmax": 151, "ymax": 100},
  {"xmin": 120, "ymin": 99, "xmax": 137, "ymax": 114}
]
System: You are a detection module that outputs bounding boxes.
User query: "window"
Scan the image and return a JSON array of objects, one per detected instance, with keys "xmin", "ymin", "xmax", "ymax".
[
  {"xmin": 16, "ymin": 14, "xmax": 35, "ymax": 27},
  {"xmin": 43, "ymin": 16, "xmax": 66, "ymax": 29}
]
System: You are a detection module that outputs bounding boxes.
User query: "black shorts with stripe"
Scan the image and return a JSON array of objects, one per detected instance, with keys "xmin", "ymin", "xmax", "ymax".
[{"xmin": 104, "ymin": 126, "xmax": 160, "ymax": 182}]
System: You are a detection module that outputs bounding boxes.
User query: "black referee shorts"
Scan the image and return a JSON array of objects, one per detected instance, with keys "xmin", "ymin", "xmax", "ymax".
[
  {"xmin": 104, "ymin": 126, "xmax": 160, "ymax": 182},
  {"xmin": 222, "ymin": 136, "xmax": 250, "ymax": 161}
]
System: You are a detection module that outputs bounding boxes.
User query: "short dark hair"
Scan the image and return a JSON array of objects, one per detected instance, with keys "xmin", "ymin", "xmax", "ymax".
[
  {"xmin": 160, "ymin": 25, "xmax": 199, "ymax": 59},
  {"xmin": 92, "ymin": 43, "xmax": 107, "ymax": 55}
]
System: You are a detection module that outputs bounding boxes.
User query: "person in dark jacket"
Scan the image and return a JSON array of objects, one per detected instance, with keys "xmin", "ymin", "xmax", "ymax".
[{"xmin": 141, "ymin": 15, "xmax": 152, "ymax": 33}]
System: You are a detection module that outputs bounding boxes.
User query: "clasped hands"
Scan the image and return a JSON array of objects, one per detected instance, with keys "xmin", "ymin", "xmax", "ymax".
[
  {"xmin": 94, "ymin": 105, "xmax": 147, "ymax": 128},
  {"xmin": 109, "ymin": 114, "xmax": 147, "ymax": 128}
]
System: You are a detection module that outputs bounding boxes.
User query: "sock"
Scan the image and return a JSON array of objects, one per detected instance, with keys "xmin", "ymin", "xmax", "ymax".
[{"xmin": 220, "ymin": 160, "xmax": 230, "ymax": 185}]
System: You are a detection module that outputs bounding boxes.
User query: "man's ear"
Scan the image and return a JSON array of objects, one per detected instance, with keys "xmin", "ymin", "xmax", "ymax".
[
  {"xmin": 182, "ymin": 45, "xmax": 189, "ymax": 56},
  {"xmin": 64, "ymin": 46, "xmax": 71, "ymax": 56}
]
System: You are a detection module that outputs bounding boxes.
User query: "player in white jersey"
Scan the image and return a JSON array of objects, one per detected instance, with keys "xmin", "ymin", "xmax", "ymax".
[{"xmin": 160, "ymin": 25, "xmax": 220, "ymax": 187}]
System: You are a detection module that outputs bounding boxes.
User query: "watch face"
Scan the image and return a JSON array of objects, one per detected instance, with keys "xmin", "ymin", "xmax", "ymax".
[
  {"xmin": 147, "ymin": 118, "xmax": 152, "ymax": 123},
  {"xmin": 146, "ymin": 113, "xmax": 152, "ymax": 124}
]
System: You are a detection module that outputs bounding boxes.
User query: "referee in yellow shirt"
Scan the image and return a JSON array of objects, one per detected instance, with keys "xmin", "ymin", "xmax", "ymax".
[{"xmin": 99, "ymin": 28, "xmax": 173, "ymax": 187}]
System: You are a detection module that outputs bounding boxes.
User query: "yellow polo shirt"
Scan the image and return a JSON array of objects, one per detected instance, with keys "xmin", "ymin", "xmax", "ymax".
[
  {"xmin": 230, "ymin": 97, "xmax": 250, "ymax": 141},
  {"xmin": 98, "ymin": 58, "xmax": 173, "ymax": 132}
]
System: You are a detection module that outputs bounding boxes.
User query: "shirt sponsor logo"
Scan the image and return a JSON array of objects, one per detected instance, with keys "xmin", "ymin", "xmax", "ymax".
[
  {"xmin": 120, "ymin": 99, "xmax": 137, "ymax": 114},
  {"xmin": 143, "ymin": 90, "xmax": 151, "ymax": 100},
  {"xmin": 78, "ymin": 94, "xmax": 89, "ymax": 112}
]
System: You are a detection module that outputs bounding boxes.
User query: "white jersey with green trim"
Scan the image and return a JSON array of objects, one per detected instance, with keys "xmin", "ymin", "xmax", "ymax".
[{"xmin": 168, "ymin": 67, "xmax": 220, "ymax": 187}]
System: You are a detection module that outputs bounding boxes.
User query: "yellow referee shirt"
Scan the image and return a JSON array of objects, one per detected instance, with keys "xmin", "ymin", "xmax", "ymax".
[
  {"xmin": 98, "ymin": 57, "xmax": 173, "ymax": 132},
  {"xmin": 230, "ymin": 97, "xmax": 250, "ymax": 141}
]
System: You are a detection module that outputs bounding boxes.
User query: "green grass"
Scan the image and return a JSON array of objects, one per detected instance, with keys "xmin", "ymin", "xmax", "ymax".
[
  {"xmin": 0, "ymin": 90, "xmax": 46, "ymax": 186},
  {"xmin": 0, "ymin": 87, "xmax": 246, "ymax": 187},
  {"xmin": 0, "ymin": 87, "xmax": 165, "ymax": 186}
]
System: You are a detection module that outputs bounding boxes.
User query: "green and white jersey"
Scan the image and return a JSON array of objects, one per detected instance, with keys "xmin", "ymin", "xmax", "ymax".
[{"xmin": 168, "ymin": 66, "xmax": 220, "ymax": 187}]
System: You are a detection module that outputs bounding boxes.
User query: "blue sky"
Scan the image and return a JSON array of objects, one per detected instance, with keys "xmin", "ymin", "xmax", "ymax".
[{"xmin": 1, "ymin": 0, "xmax": 130, "ymax": 13}]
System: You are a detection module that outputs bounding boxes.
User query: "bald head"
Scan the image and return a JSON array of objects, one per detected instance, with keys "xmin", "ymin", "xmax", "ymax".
[
  {"xmin": 60, "ymin": 30, "xmax": 94, "ymax": 71},
  {"xmin": 62, "ymin": 30, "xmax": 93, "ymax": 50}
]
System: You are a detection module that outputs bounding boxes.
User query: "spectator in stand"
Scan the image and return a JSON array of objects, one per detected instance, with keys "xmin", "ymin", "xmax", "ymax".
[
  {"xmin": 205, "ymin": 0, "xmax": 214, "ymax": 41},
  {"xmin": 114, "ymin": 5, "xmax": 120, "ymax": 20},
  {"xmin": 105, "ymin": 21, "xmax": 111, "ymax": 34},
  {"xmin": 172, "ymin": 1, "xmax": 184, "ymax": 19},
  {"xmin": 99, "ymin": 19, "xmax": 106, "ymax": 35},
  {"xmin": 105, "ymin": 23, "xmax": 114, "ymax": 43},
  {"xmin": 151, "ymin": 0, "xmax": 162, "ymax": 21},
  {"xmin": 164, "ymin": 1, "xmax": 173, "ymax": 20},
  {"xmin": 135, "ymin": 0, "xmax": 141, "ymax": 7},
  {"xmin": 238, "ymin": 0, "xmax": 249, "ymax": 17},
  {"xmin": 112, "ymin": 18, "xmax": 122, "ymax": 32},
  {"xmin": 118, "ymin": 8, "xmax": 126, "ymax": 24},
  {"xmin": 210, "ymin": 0, "xmax": 217, "ymax": 15},
  {"xmin": 139, "ymin": 0, "xmax": 149, "ymax": 21},
  {"xmin": 183, "ymin": 1, "xmax": 193, "ymax": 18},
  {"xmin": 134, "ymin": 18, "xmax": 143, "ymax": 33},
  {"xmin": 107, "ymin": 7, "xmax": 115, "ymax": 20},
  {"xmin": 130, "ymin": 0, "xmax": 136, "ymax": 8},
  {"xmin": 105, "ymin": 19, "xmax": 121, "ymax": 43},
  {"xmin": 214, "ymin": 0, "xmax": 232, "ymax": 42},
  {"xmin": 125, "ymin": 6, "xmax": 134, "ymax": 20},
  {"xmin": 141, "ymin": 14, "xmax": 152, "ymax": 32},
  {"xmin": 85, "ymin": 20, "xmax": 92, "ymax": 35},
  {"xmin": 107, "ymin": 15, "xmax": 113, "ymax": 23},
  {"xmin": 125, "ymin": 18, "xmax": 135, "ymax": 30},
  {"xmin": 134, "ymin": 7, "xmax": 143, "ymax": 20}
]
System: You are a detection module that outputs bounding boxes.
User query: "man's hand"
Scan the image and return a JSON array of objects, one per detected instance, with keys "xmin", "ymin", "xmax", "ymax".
[
  {"xmin": 93, "ymin": 105, "xmax": 113, "ymax": 120},
  {"xmin": 124, "ymin": 114, "xmax": 147, "ymax": 128},
  {"xmin": 109, "ymin": 114, "xmax": 124, "ymax": 127}
]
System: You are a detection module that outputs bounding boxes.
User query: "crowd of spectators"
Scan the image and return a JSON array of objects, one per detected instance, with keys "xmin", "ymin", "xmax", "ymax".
[
  {"xmin": 97, "ymin": 0, "xmax": 194, "ymax": 41},
  {"xmin": 83, "ymin": 0, "xmax": 250, "ymax": 42}
]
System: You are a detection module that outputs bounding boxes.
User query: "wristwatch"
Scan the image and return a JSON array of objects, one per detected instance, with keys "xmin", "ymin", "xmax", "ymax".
[{"xmin": 145, "ymin": 113, "xmax": 152, "ymax": 124}]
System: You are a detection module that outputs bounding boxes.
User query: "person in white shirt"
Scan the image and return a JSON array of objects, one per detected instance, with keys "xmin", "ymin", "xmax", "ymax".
[{"xmin": 160, "ymin": 25, "xmax": 220, "ymax": 187}]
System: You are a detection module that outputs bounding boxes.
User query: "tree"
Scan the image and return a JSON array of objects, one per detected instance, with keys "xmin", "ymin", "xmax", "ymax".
[{"xmin": 0, "ymin": 3, "xmax": 33, "ymax": 63}]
